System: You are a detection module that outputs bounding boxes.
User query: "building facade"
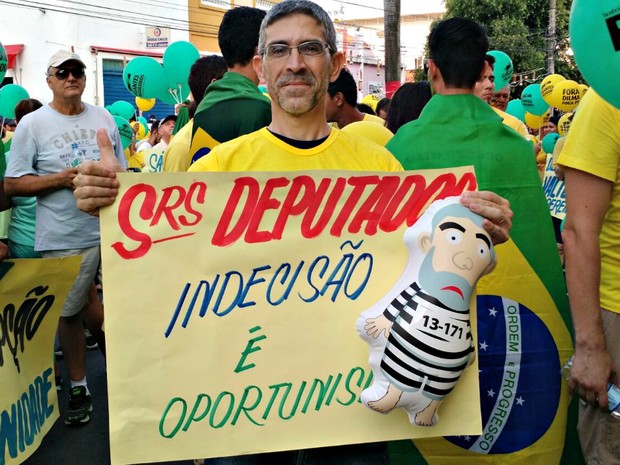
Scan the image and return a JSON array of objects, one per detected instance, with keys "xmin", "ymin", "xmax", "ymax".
[
  {"xmin": 0, "ymin": 0, "xmax": 443, "ymax": 116},
  {"xmin": 0, "ymin": 0, "xmax": 278, "ymax": 119}
]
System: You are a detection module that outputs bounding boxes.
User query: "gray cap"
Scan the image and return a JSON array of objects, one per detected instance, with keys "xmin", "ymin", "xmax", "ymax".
[{"xmin": 47, "ymin": 49, "xmax": 86, "ymax": 69}]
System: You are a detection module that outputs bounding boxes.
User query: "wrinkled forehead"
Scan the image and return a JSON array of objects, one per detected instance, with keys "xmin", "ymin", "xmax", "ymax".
[{"xmin": 264, "ymin": 12, "xmax": 326, "ymax": 42}]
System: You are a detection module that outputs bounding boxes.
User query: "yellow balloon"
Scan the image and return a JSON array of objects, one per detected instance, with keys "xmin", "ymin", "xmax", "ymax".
[
  {"xmin": 549, "ymin": 80, "xmax": 582, "ymax": 111},
  {"xmin": 135, "ymin": 97, "xmax": 156, "ymax": 112},
  {"xmin": 361, "ymin": 94, "xmax": 381, "ymax": 111},
  {"xmin": 525, "ymin": 110, "xmax": 550, "ymax": 130},
  {"xmin": 540, "ymin": 74, "xmax": 565, "ymax": 105},
  {"xmin": 557, "ymin": 112, "xmax": 573, "ymax": 137},
  {"xmin": 132, "ymin": 121, "xmax": 146, "ymax": 140},
  {"xmin": 341, "ymin": 121, "xmax": 393, "ymax": 146},
  {"xmin": 579, "ymin": 83, "xmax": 589, "ymax": 97}
]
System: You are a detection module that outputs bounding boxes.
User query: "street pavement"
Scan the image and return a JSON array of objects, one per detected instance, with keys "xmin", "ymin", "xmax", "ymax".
[{"xmin": 23, "ymin": 347, "xmax": 196, "ymax": 465}]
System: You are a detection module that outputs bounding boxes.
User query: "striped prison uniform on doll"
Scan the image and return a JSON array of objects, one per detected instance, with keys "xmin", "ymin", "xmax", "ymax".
[{"xmin": 381, "ymin": 282, "xmax": 474, "ymax": 401}]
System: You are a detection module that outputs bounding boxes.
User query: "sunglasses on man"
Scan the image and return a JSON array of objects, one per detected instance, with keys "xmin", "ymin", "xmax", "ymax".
[{"xmin": 49, "ymin": 67, "xmax": 86, "ymax": 80}]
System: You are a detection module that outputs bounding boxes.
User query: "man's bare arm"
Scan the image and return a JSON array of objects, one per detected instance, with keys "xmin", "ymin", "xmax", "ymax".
[
  {"xmin": 563, "ymin": 167, "xmax": 617, "ymax": 410},
  {"xmin": 4, "ymin": 169, "xmax": 77, "ymax": 197}
]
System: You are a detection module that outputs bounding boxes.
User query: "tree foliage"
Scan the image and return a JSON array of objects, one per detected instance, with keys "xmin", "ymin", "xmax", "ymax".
[{"xmin": 443, "ymin": 0, "xmax": 582, "ymax": 89}]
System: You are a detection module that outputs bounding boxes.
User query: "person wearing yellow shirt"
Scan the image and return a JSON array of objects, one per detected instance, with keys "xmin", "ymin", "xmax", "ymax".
[
  {"xmin": 558, "ymin": 89, "xmax": 620, "ymax": 465},
  {"xmin": 73, "ymin": 3, "xmax": 514, "ymax": 462},
  {"xmin": 326, "ymin": 67, "xmax": 386, "ymax": 129}
]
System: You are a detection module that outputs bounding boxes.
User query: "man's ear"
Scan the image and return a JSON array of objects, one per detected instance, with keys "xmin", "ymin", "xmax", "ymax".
[
  {"xmin": 427, "ymin": 60, "xmax": 439, "ymax": 82},
  {"xmin": 418, "ymin": 232, "xmax": 432, "ymax": 253},
  {"xmin": 328, "ymin": 51, "xmax": 345, "ymax": 83},
  {"xmin": 334, "ymin": 92, "xmax": 345, "ymax": 107},
  {"xmin": 253, "ymin": 55, "xmax": 264, "ymax": 83}
]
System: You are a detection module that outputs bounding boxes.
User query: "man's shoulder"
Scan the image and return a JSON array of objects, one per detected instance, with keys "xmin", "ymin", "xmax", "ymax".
[
  {"xmin": 362, "ymin": 113, "xmax": 386, "ymax": 125},
  {"xmin": 83, "ymin": 102, "xmax": 106, "ymax": 114},
  {"xmin": 332, "ymin": 129, "xmax": 402, "ymax": 171},
  {"xmin": 80, "ymin": 103, "xmax": 114, "ymax": 125},
  {"xmin": 194, "ymin": 99, "xmax": 271, "ymax": 144},
  {"xmin": 189, "ymin": 129, "xmax": 265, "ymax": 172},
  {"xmin": 212, "ymin": 128, "xmax": 264, "ymax": 152},
  {"xmin": 207, "ymin": 97, "xmax": 271, "ymax": 113},
  {"xmin": 493, "ymin": 107, "xmax": 526, "ymax": 129},
  {"xmin": 194, "ymin": 99, "xmax": 271, "ymax": 127},
  {"xmin": 19, "ymin": 104, "xmax": 50, "ymax": 125}
]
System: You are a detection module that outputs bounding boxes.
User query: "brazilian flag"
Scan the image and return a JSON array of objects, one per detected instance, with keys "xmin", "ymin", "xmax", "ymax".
[{"xmin": 386, "ymin": 94, "xmax": 583, "ymax": 465}]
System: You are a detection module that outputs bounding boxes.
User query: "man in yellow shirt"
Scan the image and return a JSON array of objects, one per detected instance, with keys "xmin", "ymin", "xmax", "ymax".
[
  {"xmin": 74, "ymin": 2, "xmax": 513, "ymax": 462},
  {"xmin": 558, "ymin": 89, "xmax": 620, "ymax": 464},
  {"xmin": 325, "ymin": 67, "xmax": 386, "ymax": 129}
]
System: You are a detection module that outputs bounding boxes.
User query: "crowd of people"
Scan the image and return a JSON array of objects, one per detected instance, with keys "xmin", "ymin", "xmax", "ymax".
[{"xmin": 0, "ymin": 0, "xmax": 618, "ymax": 464}]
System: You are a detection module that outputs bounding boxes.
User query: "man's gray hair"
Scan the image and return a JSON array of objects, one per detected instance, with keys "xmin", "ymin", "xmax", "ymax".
[{"xmin": 258, "ymin": 0, "xmax": 338, "ymax": 56}]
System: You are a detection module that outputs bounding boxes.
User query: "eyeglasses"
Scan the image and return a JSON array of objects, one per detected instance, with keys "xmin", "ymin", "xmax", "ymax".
[
  {"xmin": 49, "ymin": 67, "xmax": 86, "ymax": 80},
  {"xmin": 262, "ymin": 41, "xmax": 332, "ymax": 60}
]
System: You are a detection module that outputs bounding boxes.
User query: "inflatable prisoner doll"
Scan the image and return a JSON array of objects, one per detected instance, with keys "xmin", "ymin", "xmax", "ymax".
[{"xmin": 357, "ymin": 196, "xmax": 496, "ymax": 427}]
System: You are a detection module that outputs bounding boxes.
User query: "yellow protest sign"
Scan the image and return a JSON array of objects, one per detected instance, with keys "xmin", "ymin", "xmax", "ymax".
[
  {"xmin": 102, "ymin": 169, "xmax": 485, "ymax": 465},
  {"xmin": 141, "ymin": 147, "xmax": 167, "ymax": 173},
  {"xmin": 542, "ymin": 153, "xmax": 566, "ymax": 221},
  {"xmin": 0, "ymin": 257, "xmax": 81, "ymax": 465}
]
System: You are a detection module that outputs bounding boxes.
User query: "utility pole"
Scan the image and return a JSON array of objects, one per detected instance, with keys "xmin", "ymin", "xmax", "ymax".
[
  {"xmin": 383, "ymin": 0, "xmax": 401, "ymax": 97},
  {"xmin": 546, "ymin": 0, "xmax": 556, "ymax": 74}
]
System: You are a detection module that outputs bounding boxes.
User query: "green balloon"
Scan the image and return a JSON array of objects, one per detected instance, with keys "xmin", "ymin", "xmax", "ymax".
[
  {"xmin": 113, "ymin": 115, "xmax": 133, "ymax": 150},
  {"xmin": 163, "ymin": 41, "xmax": 199, "ymax": 102},
  {"xmin": 123, "ymin": 56, "xmax": 169, "ymax": 100},
  {"xmin": 570, "ymin": 0, "xmax": 620, "ymax": 109},
  {"xmin": 110, "ymin": 100, "xmax": 136, "ymax": 121},
  {"xmin": 137, "ymin": 115, "xmax": 148, "ymax": 126},
  {"xmin": 488, "ymin": 50, "xmax": 513, "ymax": 92},
  {"xmin": 542, "ymin": 132, "xmax": 561, "ymax": 155},
  {"xmin": 155, "ymin": 85, "xmax": 179, "ymax": 106},
  {"xmin": 521, "ymin": 84, "xmax": 549, "ymax": 116},
  {"xmin": 0, "ymin": 42, "xmax": 8, "ymax": 83},
  {"xmin": 506, "ymin": 99, "xmax": 526, "ymax": 123},
  {"xmin": 0, "ymin": 84, "xmax": 29, "ymax": 119}
]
